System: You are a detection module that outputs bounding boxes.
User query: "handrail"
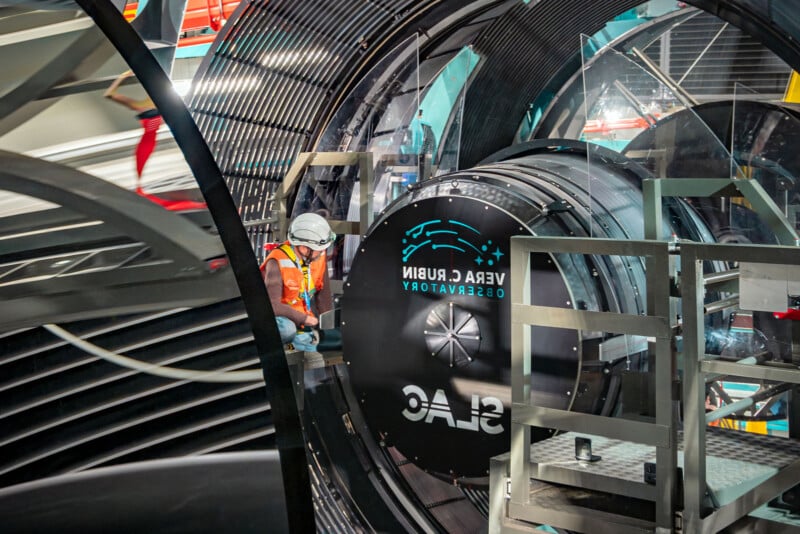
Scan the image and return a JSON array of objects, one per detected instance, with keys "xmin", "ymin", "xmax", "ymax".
[
  {"xmin": 507, "ymin": 236, "xmax": 677, "ymax": 532},
  {"xmin": 680, "ymin": 241, "xmax": 800, "ymax": 533}
]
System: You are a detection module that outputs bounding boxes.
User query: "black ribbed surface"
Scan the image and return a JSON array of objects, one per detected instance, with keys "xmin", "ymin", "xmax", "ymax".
[
  {"xmin": 188, "ymin": 0, "xmax": 429, "ymax": 218},
  {"xmin": 187, "ymin": 0, "xmax": 800, "ymax": 229},
  {"xmin": 0, "ymin": 299, "xmax": 271, "ymax": 489},
  {"xmin": 458, "ymin": 0, "xmax": 641, "ymax": 168},
  {"xmin": 186, "ymin": 0, "xmax": 485, "ymax": 261}
]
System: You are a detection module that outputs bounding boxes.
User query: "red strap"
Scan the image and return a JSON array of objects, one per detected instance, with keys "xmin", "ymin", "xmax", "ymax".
[
  {"xmin": 135, "ymin": 189, "xmax": 207, "ymax": 211},
  {"xmin": 135, "ymin": 116, "xmax": 162, "ymax": 177}
]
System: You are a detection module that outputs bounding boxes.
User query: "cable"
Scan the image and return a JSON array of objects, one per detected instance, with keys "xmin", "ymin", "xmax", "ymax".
[{"xmin": 43, "ymin": 323, "xmax": 264, "ymax": 383}]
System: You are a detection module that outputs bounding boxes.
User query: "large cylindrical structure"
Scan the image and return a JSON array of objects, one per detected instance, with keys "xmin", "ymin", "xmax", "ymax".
[{"xmin": 341, "ymin": 142, "xmax": 712, "ymax": 478}]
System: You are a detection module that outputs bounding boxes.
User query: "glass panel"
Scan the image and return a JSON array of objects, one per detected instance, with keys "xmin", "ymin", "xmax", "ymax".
[
  {"xmin": 298, "ymin": 37, "xmax": 480, "ymax": 277},
  {"xmin": 294, "ymin": 35, "xmax": 421, "ymax": 277},
  {"xmin": 294, "ymin": 34, "xmax": 420, "ymax": 224},
  {"xmin": 581, "ymin": 32, "xmax": 738, "ymax": 172},
  {"xmin": 433, "ymin": 47, "xmax": 477, "ymax": 175},
  {"xmin": 579, "ymin": 32, "xmax": 763, "ymax": 246},
  {"xmin": 729, "ymin": 82, "xmax": 800, "ymax": 244},
  {"xmin": 731, "ymin": 83, "xmax": 762, "ymax": 180}
]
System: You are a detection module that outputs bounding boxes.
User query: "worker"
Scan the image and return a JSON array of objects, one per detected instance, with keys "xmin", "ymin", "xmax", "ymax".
[
  {"xmin": 263, "ymin": 213, "xmax": 335, "ymax": 351},
  {"xmin": 104, "ymin": 70, "xmax": 207, "ymax": 211},
  {"xmin": 104, "ymin": 70, "xmax": 162, "ymax": 180}
]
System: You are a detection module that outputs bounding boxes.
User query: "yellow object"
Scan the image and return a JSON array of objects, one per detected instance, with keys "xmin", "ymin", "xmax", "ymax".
[
  {"xmin": 784, "ymin": 71, "xmax": 800, "ymax": 103},
  {"xmin": 744, "ymin": 420, "xmax": 768, "ymax": 435}
]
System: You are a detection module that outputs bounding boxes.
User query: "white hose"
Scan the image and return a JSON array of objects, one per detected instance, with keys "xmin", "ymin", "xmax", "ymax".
[{"xmin": 44, "ymin": 323, "xmax": 264, "ymax": 383}]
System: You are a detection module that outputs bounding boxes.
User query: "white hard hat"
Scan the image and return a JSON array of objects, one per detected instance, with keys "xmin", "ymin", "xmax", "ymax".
[{"xmin": 288, "ymin": 212, "xmax": 335, "ymax": 251}]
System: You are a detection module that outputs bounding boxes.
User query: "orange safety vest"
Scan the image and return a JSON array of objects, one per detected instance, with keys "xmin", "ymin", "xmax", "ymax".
[{"xmin": 266, "ymin": 242, "xmax": 326, "ymax": 316}]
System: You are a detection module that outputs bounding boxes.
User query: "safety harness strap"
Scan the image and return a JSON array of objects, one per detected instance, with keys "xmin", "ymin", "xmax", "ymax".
[{"xmin": 278, "ymin": 244, "xmax": 314, "ymax": 314}]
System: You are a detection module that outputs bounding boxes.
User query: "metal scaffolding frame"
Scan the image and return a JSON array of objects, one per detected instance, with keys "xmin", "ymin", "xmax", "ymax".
[
  {"xmin": 681, "ymin": 241, "xmax": 800, "ymax": 533},
  {"xmin": 491, "ymin": 236, "xmax": 800, "ymax": 534},
  {"xmin": 498, "ymin": 236, "xmax": 676, "ymax": 533},
  {"xmin": 276, "ymin": 151, "xmax": 375, "ymax": 243}
]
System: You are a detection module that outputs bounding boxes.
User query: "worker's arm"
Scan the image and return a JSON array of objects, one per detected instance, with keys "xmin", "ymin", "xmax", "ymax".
[
  {"xmin": 316, "ymin": 266, "xmax": 333, "ymax": 316},
  {"xmin": 264, "ymin": 258, "xmax": 312, "ymax": 327},
  {"xmin": 104, "ymin": 71, "xmax": 156, "ymax": 113}
]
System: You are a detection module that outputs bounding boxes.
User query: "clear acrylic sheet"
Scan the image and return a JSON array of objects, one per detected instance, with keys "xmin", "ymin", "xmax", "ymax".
[{"xmin": 294, "ymin": 37, "xmax": 479, "ymax": 274}]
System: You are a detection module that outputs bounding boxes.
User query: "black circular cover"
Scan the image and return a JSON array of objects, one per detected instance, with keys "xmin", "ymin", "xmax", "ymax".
[{"xmin": 343, "ymin": 194, "xmax": 577, "ymax": 477}]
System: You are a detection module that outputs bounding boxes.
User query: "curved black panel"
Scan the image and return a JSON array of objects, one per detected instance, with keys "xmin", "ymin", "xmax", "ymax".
[
  {"xmin": 72, "ymin": 0, "xmax": 308, "ymax": 530},
  {"xmin": 0, "ymin": 452, "xmax": 288, "ymax": 533},
  {"xmin": 458, "ymin": 0, "xmax": 642, "ymax": 168},
  {"xmin": 625, "ymin": 100, "xmax": 800, "ymax": 181},
  {"xmin": 198, "ymin": 0, "xmax": 800, "ymax": 220}
]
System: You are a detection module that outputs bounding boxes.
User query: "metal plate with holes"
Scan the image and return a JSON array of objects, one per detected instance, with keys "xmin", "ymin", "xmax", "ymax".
[{"xmin": 530, "ymin": 429, "xmax": 800, "ymax": 505}]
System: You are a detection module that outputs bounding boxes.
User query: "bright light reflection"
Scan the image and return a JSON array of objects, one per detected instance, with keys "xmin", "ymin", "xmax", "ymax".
[
  {"xmin": 172, "ymin": 79, "xmax": 192, "ymax": 97},
  {"xmin": 193, "ymin": 76, "xmax": 261, "ymax": 95},
  {"xmin": 262, "ymin": 48, "xmax": 330, "ymax": 68}
]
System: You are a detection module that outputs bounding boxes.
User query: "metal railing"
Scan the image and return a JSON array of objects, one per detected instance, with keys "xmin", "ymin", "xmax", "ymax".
[
  {"xmin": 681, "ymin": 241, "xmax": 800, "ymax": 533},
  {"xmin": 493, "ymin": 236, "xmax": 800, "ymax": 534},
  {"xmin": 506, "ymin": 236, "xmax": 677, "ymax": 533}
]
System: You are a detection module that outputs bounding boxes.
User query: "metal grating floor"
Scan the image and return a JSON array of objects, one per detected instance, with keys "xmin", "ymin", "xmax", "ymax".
[{"xmin": 530, "ymin": 427, "xmax": 800, "ymax": 506}]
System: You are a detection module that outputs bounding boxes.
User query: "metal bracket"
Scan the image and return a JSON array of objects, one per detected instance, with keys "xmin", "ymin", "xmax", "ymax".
[
  {"xmin": 276, "ymin": 151, "xmax": 375, "ymax": 242},
  {"xmin": 643, "ymin": 178, "xmax": 799, "ymax": 246}
]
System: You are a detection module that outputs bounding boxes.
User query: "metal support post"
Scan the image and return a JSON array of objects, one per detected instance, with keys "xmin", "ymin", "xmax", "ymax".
[
  {"xmin": 509, "ymin": 238, "xmax": 531, "ymax": 505},
  {"xmin": 680, "ymin": 246, "xmax": 707, "ymax": 533},
  {"xmin": 358, "ymin": 151, "xmax": 375, "ymax": 233},
  {"xmin": 651, "ymin": 242, "xmax": 677, "ymax": 531},
  {"xmin": 489, "ymin": 456, "xmax": 510, "ymax": 534},
  {"xmin": 643, "ymin": 178, "xmax": 663, "ymax": 242}
]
